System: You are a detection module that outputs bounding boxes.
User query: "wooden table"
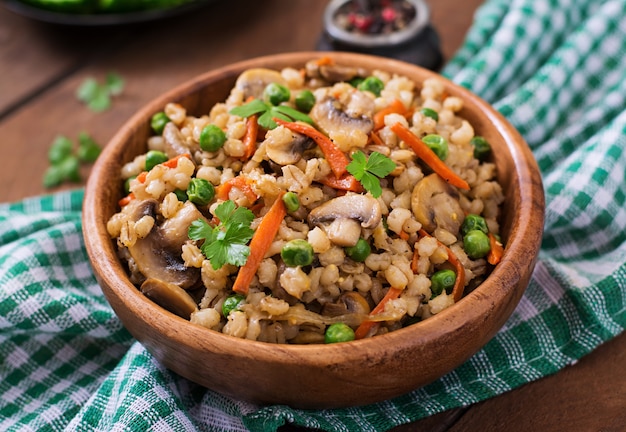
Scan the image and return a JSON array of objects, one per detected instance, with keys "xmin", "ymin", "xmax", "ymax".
[{"xmin": 1, "ymin": 1, "xmax": 624, "ymax": 430}]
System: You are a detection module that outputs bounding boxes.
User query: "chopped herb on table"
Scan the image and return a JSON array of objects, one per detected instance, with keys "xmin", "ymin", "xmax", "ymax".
[
  {"xmin": 347, "ymin": 150, "xmax": 396, "ymax": 198},
  {"xmin": 76, "ymin": 72, "xmax": 125, "ymax": 112},
  {"xmin": 43, "ymin": 133, "xmax": 102, "ymax": 188}
]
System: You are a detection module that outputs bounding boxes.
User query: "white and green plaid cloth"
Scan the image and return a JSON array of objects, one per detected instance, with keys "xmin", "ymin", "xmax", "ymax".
[{"xmin": 2, "ymin": 0, "xmax": 626, "ymax": 430}]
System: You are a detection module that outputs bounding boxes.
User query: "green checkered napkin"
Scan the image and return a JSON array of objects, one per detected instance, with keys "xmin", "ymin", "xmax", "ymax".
[{"xmin": 2, "ymin": 0, "xmax": 626, "ymax": 430}]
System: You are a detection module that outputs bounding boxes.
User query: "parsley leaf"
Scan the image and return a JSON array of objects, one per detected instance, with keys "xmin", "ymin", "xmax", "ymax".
[
  {"xmin": 188, "ymin": 200, "xmax": 255, "ymax": 270},
  {"xmin": 43, "ymin": 133, "xmax": 102, "ymax": 188},
  {"xmin": 347, "ymin": 151, "xmax": 396, "ymax": 198},
  {"xmin": 230, "ymin": 98, "xmax": 314, "ymax": 129},
  {"xmin": 76, "ymin": 72, "xmax": 125, "ymax": 112}
]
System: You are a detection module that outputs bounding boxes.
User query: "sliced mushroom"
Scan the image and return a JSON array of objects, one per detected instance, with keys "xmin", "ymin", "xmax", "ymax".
[
  {"xmin": 235, "ymin": 68, "xmax": 287, "ymax": 100},
  {"xmin": 322, "ymin": 291, "xmax": 371, "ymax": 317},
  {"xmin": 141, "ymin": 278, "xmax": 198, "ymax": 319},
  {"xmin": 304, "ymin": 59, "xmax": 368, "ymax": 83},
  {"xmin": 411, "ymin": 173, "xmax": 464, "ymax": 235},
  {"xmin": 310, "ymin": 96, "xmax": 374, "ymax": 137},
  {"xmin": 127, "ymin": 200, "xmax": 203, "ymax": 289},
  {"xmin": 162, "ymin": 122, "xmax": 199, "ymax": 158},
  {"xmin": 264, "ymin": 125, "xmax": 315, "ymax": 166},
  {"xmin": 309, "ymin": 194, "xmax": 382, "ymax": 229}
]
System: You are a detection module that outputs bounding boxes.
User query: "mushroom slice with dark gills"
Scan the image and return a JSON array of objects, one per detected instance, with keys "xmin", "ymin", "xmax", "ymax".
[
  {"xmin": 264, "ymin": 125, "xmax": 315, "ymax": 166},
  {"xmin": 411, "ymin": 173, "xmax": 465, "ymax": 235},
  {"xmin": 126, "ymin": 199, "xmax": 203, "ymax": 289},
  {"xmin": 141, "ymin": 278, "xmax": 198, "ymax": 319},
  {"xmin": 310, "ymin": 93, "xmax": 375, "ymax": 137},
  {"xmin": 235, "ymin": 68, "xmax": 287, "ymax": 100},
  {"xmin": 308, "ymin": 194, "xmax": 382, "ymax": 247},
  {"xmin": 322, "ymin": 291, "xmax": 371, "ymax": 317}
]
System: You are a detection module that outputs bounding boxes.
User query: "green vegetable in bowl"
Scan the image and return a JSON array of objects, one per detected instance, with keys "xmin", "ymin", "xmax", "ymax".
[
  {"xmin": 430, "ymin": 269, "xmax": 456, "ymax": 297},
  {"xmin": 325, "ymin": 323, "xmax": 355, "ymax": 344},
  {"xmin": 422, "ymin": 134, "xmax": 448, "ymax": 160},
  {"xmin": 357, "ymin": 76, "xmax": 384, "ymax": 96},
  {"xmin": 263, "ymin": 83, "xmax": 290, "ymax": 106},
  {"xmin": 345, "ymin": 238, "xmax": 371, "ymax": 262},
  {"xmin": 463, "ymin": 230, "xmax": 491, "ymax": 259},
  {"xmin": 199, "ymin": 124, "xmax": 227, "ymax": 152},
  {"xmin": 187, "ymin": 178, "xmax": 215, "ymax": 206},
  {"xmin": 150, "ymin": 112, "xmax": 170, "ymax": 134},
  {"xmin": 471, "ymin": 136, "xmax": 492, "ymax": 160},
  {"xmin": 145, "ymin": 150, "xmax": 169, "ymax": 171},
  {"xmin": 281, "ymin": 239, "xmax": 314, "ymax": 267},
  {"xmin": 461, "ymin": 214, "xmax": 489, "ymax": 236},
  {"xmin": 222, "ymin": 294, "xmax": 246, "ymax": 317},
  {"xmin": 295, "ymin": 90, "xmax": 315, "ymax": 113}
]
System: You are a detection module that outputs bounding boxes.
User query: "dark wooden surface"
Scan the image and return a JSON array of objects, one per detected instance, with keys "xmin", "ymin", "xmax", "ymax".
[{"xmin": 1, "ymin": 0, "xmax": 624, "ymax": 430}]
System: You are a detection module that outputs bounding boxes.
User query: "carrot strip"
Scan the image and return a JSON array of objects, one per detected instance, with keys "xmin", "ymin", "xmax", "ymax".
[
  {"xmin": 390, "ymin": 123, "xmax": 470, "ymax": 190},
  {"xmin": 487, "ymin": 232, "xmax": 504, "ymax": 265},
  {"xmin": 232, "ymin": 194, "xmax": 286, "ymax": 294},
  {"xmin": 318, "ymin": 173, "xmax": 364, "ymax": 193},
  {"xmin": 216, "ymin": 176, "xmax": 258, "ymax": 203},
  {"xmin": 354, "ymin": 287, "xmax": 403, "ymax": 340},
  {"xmin": 162, "ymin": 153, "xmax": 191, "ymax": 169},
  {"xmin": 242, "ymin": 114, "xmax": 259, "ymax": 159},
  {"xmin": 369, "ymin": 130, "xmax": 385, "ymax": 147},
  {"xmin": 274, "ymin": 118, "xmax": 349, "ymax": 178},
  {"xmin": 118, "ymin": 192, "xmax": 135, "ymax": 207},
  {"xmin": 417, "ymin": 229, "xmax": 466, "ymax": 302},
  {"xmin": 136, "ymin": 171, "xmax": 148, "ymax": 184},
  {"xmin": 373, "ymin": 99, "xmax": 407, "ymax": 130},
  {"xmin": 399, "ymin": 230, "xmax": 409, "ymax": 241},
  {"xmin": 316, "ymin": 56, "xmax": 334, "ymax": 66}
]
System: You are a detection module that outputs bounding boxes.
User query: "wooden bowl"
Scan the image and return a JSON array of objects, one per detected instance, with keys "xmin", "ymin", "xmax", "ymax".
[{"xmin": 82, "ymin": 51, "xmax": 545, "ymax": 409}]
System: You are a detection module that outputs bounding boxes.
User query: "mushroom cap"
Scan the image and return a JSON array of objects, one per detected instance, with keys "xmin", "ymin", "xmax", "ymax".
[
  {"xmin": 310, "ymin": 96, "xmax": 374, "ymax": 137},
  {"xmin": 127, "ymin": 200, "xmax": 203, "ymax": 289},
  {"xmin": 411, "ymin": 173, "xmax": 465, "ymax": 234},
  {"xmin": 235, "ymin": 68, "xmax": 287, "ymax": 100},
  {"xmin": 308, "ymin": 194, "xmax": 382, "ymax": 230}
]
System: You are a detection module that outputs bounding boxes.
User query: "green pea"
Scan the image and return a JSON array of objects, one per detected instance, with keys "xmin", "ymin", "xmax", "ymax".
[
  {"xmin": 430, "ymin": 269, "xmax": 456, "ymax": 298},
  {"xmin": 150, "ymin": 111, "xmax": 170, "ymax": 135},
  {"xmin": 358, "ymin": 76, "xmax": 384, "ymax": 96},
  {"xmin": 145, "ymin": 150, "xmax": 169, "ymax": 171},
  {"xmin": 461, "ymin": 214, "xmax": 489, "ymax": 236},
  {"xmin": 187, "ymin": 178, "xmax": 215, "ymax": 206},
  {"xmin": 281, "ymin": 239, "xmax": 315, "ymax": 267},
  {"xmin": 77, "ymin": 133, "xmax": 102, "ymax": 163},
  {"xmin": 345, "ymin": 238, "xmax": 371, "ymax": 262},
  {"xmin": 349, "ymin": 76, "xmax": 365, "ymax": 88},
  {"xmin": 295, "ymin": 90, "xmax": 315, "ymax": 113},
  {"xmin": 325, "ymin": 323, "xmax": 355, "ymax": 344},
  {"xmin": 470, "ymin": 136, "xmax": 491, "ymax": 161},
  {"xmin": 222, "ymin": 294, "xmax": 246, "ymax": 317},
  {"xmin": 124, "ymin": 175, "xmax": 137, "ymax": 194},
  {"xmin": 282, "ymin": 192, "xmax": 300, "ymax": 213},
  {"xmin": 264, "ymin": 82, "xmax": 291, "ymax": 106},
  {"xmin": 199, "ymin": 124, "xmax": 227, "ymax": 152},
  {"xmin": 420, "ymin": 107, "xmax": 439, "ymax": 122},
  {"xmin": 48, "ymin": 136, "xmax": 73, "ymax": 165},
  {"xmin": 463, "ymin": 229, "xmax": 491, "ymax": 259},
  {"xmin": 422, "ymin": 134, "xmax": 448, "ymax": 160},
  {"xmin": 173, "ymin": 188, "xmax": 188, "ymax": 202}
]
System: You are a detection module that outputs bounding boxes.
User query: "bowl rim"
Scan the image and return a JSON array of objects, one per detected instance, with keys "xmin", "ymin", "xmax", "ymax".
[{"xmin": 83, "ymin": 50, "xmax": 545, "ymax": 396}]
